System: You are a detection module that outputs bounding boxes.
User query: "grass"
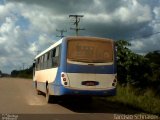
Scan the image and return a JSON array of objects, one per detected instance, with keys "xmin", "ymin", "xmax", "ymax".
[{"xmin": 106, "ymin": 85, "xmax": 160, "ymax": 115}]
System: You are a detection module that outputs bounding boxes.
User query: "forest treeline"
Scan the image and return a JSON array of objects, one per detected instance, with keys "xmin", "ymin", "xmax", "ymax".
[
  {"xmin": 109, "ymin": 40, "xmax": 160, "ymax": 115},
  {"xmin": 116, "ymin": 40, "xmax": 160, "ymax": 94},
  {"xmin": 11, "ymin": 66, "xmax": 33, "ymax": 78}
]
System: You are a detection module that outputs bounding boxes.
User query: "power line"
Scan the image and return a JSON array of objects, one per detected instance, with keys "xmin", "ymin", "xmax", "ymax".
[
  {"xmin": 69, "ymin": 15, "xmax": 85, "ymax": 36},
  {"xmin": 56, "ymin": 29, "xmax": 67, "ymax": 38}
]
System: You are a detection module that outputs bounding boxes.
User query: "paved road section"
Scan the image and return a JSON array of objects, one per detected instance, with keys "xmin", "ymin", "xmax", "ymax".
[{"xmin": 0, "ymin": 77, "xmax": 149, "ymax": 120}]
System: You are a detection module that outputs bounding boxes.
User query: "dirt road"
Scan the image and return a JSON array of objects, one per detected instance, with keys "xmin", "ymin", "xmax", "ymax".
[{"xmin": 0, "ymin": 77, "xmax": 146, "ymax": 120}]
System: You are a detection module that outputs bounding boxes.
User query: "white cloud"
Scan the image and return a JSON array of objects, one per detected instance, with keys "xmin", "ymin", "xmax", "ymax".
[
  {"xmin": 0, "ymin": 2, "xmax": 60, "ymax": 73},
  {"xmin": 130, "ymin": 36, "xmax": 160, "ymax": 54},
  {"xmin": 0, "ymin": 2, "xmax": 15, "ymax": 20},
  {"xmin": 129, "ymin": 5, "xmax": 160, "ymax": 54},
  {"xmin": 153, "ymin": 7, "xmax": 160, "ymax": 19},
  {"xmin": 0, "ymin": 16, "xmax": 33, "ymax": 73},
  {"xmin": 0, "ymin": 0, "xmax": 159, "ymax": 73},
  {"xmin": 82, "ymin": 0, "xmax": 152, "ymax": 27},
  {"xmin": 18, "ymin": 4, "xmax": 66, "ymax": 35},
  {"xmin": 114, "ymin": 0, "xmax": 152, "ymax": 24}
]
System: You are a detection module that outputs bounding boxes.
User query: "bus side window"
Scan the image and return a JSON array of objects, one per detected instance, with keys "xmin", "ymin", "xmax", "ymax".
[
  {"xmin": 56, "ymin": 46, "xmax": 60, "ymax": 66},
  {"xmin": 47, "ymin": 52, "xmax": 50, "ymax": 69},
  {"xmin": 37, "ymin": 58, "xmax": 40, "ymax": 70},
  {"xmin": 47, "ymin": 51, "xmax": 52, "ymax": 68},
  {"xmin": 40, "ymin": 55, "xmax": 44, "ymax": 70},
  {"xmin": 52, "ymin": 46, "xmax": 60, "ymax": 67},
  {"xmin": 47, "ymin": 52, "xmax": 50, "ymax": 60},
  {"xmin": 52, "ymin": 48, "xmax": 56, "ymax": 67},
  {"xmin": 43, "ymin": 53, "xmax": 48, "ymax": 69},
  {"xmin": 36, "ymin": 59, "xmax": 38, "ymax": 70},
  {"xmin": 55, "ymin": 46, "xmax": 60, "ymax": 57},
  {"xmin": 52, "ymin": 49, "xmax": 56, "ymax": 57}
]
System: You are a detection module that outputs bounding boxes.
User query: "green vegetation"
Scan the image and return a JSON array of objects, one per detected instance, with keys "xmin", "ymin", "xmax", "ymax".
[
  {"xmin": 107, "ymin": 85, "xmax": 160, "ymax": 115},
  {"xmin": 106, "ymin": 40, "xmax": 160, "ymax": 115},
  {"xmin": 11, "ymin": 66, "xmax": 33, "ymax": 79}
]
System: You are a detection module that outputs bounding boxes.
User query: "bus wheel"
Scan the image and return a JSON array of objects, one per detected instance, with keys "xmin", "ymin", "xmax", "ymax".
[
  {"xmin": 37, "ymin": 90, "xmax": 42, "ymax": 95},
  {"xmin": 35, "ymin": 81, "xmax": 42, "ymax": 95},
  {"xmin": 46, "ymin": 86, "xmax": 53, "ymax": 103}
]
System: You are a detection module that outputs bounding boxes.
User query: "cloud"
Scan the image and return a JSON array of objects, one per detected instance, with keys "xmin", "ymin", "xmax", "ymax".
[
  {"xmin": 0, "ymin": 16, "xmax": 32, "ymax": 71},
  {"xmin": 7, "ymin": 0, "xmax": 153, "ymax": 39},
  {"xmin": 0, "ymin": 2, "xmax": 13, "ymax": 20},
  {"xmin": 130, "ymin": 36, "xmax": 160, "ymax": 54},
  {"xmin": 0, "ymin": 0, "xmax": 159, "ymax": 73}
]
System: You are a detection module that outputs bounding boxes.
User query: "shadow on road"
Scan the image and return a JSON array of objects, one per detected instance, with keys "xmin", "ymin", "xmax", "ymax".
[{"xmin": 51, "ymin": 97, "xmax": 142, "ymax": 114}]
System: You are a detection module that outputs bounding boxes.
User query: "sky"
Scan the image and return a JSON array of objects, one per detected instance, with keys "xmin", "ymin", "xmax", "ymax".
[{"xmin": 0, "ymin": 0, "xmax": 160, "ymax": 74}]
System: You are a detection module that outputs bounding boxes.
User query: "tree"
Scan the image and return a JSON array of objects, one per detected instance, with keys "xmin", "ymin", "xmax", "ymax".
[
  {"xmin": 11, "ymin": 65, "xmax": 33, "ymax": 78},
  {"xmin": 145, "ymin": 51, "xmax": 160, "ymax": 81},
  {"xmin": 11, "ymin": 70, "xmax": 19, "ymax": 77},
  {"xmin": 145, "ymin": 51, "xmax": 160, "ymax": 94},
  {"xmin": 145, "ymin": 50, "xmax": 160, "ymax": 65},
  {"xmin": 115, "ymin": 40, "xmax": 151, "ymax": 87}
]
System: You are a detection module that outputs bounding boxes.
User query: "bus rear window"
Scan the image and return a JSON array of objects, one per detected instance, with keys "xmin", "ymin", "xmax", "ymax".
[{"xmin": 67, "ymin": 39, "xmax": 113, "ymax": 63}]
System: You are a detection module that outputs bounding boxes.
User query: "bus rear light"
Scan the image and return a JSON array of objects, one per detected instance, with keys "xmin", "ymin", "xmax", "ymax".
[
  {"xmin": 61, "ymin": 74, "xmax": 65, "ymax": 77},
  {"xmin": 64, "ymin": 82, "xmax": 68, "ymax": 85},
  {"xmin": 113, "ymin": 79, "xmax": 117, "ymax": 83},
  {"xmin": 61, "ymin": 72, "xmax": 70, "ymax": 86},
  {"xmin": 63, "ymin": 78, "xmax": 66, "ymax": 81}
]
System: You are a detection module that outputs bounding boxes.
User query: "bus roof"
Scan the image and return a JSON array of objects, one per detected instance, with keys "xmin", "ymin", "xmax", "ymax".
[{"xmin": 35, "ymin": 38, "xmax": 63, "ymax": 59}]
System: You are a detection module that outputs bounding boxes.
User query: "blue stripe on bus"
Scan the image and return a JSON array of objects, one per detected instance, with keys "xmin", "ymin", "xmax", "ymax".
[
  {"xmin": 66, "ymin": 63, "xmax": 115, "ymax": 74},
  {"xmin": 57, "ymin": 85, "xmax": 116, "ymax": 96}
]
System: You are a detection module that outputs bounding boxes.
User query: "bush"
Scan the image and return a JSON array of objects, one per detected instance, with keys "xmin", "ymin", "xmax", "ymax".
[{"xmin": 107, "ymin": 85, "xmax": 160, "ymax": 115}]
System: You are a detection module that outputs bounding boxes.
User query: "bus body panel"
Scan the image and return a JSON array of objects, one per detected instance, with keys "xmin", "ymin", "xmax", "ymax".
[
  {"xmin": 66, "ymin": 63, "xmax": 114, "ymax": 74},
  {"xmin": 35, "ymin": 68, "xmax": 58, "ymax": 83},
  {"xmin": 34, "ymin": 68, "xmax": 58, "ymax": 93},
  {"xmin": 66, "ymin": 73, "xmax": 116, "ymax": 90}
]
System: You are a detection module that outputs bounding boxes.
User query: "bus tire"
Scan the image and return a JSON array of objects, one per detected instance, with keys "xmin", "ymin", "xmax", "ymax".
[
  {"xmin": 46, "ymin": 86, "xmax": 53, "ymax": 103},
  {"xmin": 35, "ymin": 81, "xmax": 42, "ymax": 95},
  {"xmin": 37, "ymin": 90, "xmax": 42, "ymax": 95}
]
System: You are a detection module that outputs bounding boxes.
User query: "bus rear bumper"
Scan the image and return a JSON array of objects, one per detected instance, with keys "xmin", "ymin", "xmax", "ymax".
[{"xmin": 49, "ymin": 85, "xmax": 116, "ymax": 96}]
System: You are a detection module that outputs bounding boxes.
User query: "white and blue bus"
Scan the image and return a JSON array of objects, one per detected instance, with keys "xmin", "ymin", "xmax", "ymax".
[{"xmin": 33, "ymin": 36, "xmax": 117, "ymax": 103}]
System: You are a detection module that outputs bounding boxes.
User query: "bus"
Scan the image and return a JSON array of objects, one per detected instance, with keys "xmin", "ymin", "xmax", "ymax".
[{"xmin": 33, "ymin": 36, "xmax": 117, "ymax": 103}]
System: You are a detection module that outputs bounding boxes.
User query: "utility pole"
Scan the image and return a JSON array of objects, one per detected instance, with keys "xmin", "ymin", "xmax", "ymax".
[
  {"xmin": 69, "ymin": 15, "xmax": 85, "ymax": 36},
  {"xmin": 56, "ymin": 29, "xmax": 67, "ymax": 38}
]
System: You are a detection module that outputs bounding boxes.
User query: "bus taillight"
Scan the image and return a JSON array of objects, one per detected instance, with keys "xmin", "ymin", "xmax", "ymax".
[
  {"xmin": 61, "ymin": 72, "xmax": 70, "ymax": 87},
  {"xmin": 112, "ymin": 74, "xmax": 117, "ymax": 87},
  {"xmin": 61, "ymin": 74, "xmax": 65, "ymax": 77},
  {"xmin": 63, "ymin": 78, "xmax": 66, "ymax": 81}
]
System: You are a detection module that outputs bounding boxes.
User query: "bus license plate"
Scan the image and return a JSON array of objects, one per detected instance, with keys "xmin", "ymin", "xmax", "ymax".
[{"xmin": 81, "ymin": 81, "xmax": 99, "ymax": 86}]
